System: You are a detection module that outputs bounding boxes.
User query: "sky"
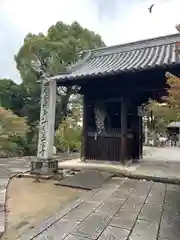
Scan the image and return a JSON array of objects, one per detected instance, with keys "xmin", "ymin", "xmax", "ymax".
[{"xmin": 0, "ymin": 0, "xmax": 180, "ymax": 83}]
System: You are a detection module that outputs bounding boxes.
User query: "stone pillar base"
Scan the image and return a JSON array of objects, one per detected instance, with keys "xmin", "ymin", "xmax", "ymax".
[{"xmin": 30, "ymin": 159, "xmax": 58, "ymax": 175}]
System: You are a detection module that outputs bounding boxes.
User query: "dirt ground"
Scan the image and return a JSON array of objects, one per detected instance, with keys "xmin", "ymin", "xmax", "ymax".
[{"xmin": 4, "ymin": 178, "xmax": 85, "ymax": 240}]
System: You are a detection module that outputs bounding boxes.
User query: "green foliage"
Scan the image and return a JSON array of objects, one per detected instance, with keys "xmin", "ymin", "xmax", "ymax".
[
  {"xmin": 14, "ymin": 21, "xmax": 104, "ymax": 151},
  {"xmin": 147, "ymin": 74, "xmax": 180, "ymax": 135},
  {"xmin": 2, "ymin": 21, "xmax": 180, "ymax": 155},
  {"xmin": 145, "ymin": 73, "xmax": 180, "ymax": 136},
  {"xmin": 146, "ymin": 100, "xmax": 177, "ymax": 134},
  {"xmin": 55, "ymin": 117, "xmax": 82, "ymax": 152},
  {"xmin": 0, "ymin": 107, "xmax": 28, "ymax": 156},
  {"xmin": 0, "ymin": 79, "xmax": 24, "ymax": 116},
  {"xmin": 165, "ymin": 74, "xmax": 180, "ymax": 111},
  {"xmin": 55, "ymin": 97, "xmax": 82, "ymax": 152},
  {"xmin": 0, "ymin": 21, "xmax": 104, "ymax": 156}
]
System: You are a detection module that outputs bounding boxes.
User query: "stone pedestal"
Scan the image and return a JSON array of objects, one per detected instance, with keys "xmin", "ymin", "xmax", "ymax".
[
  {"xmin": 31, "ymin": 79, "xmax": 58, "ymax": 175},
  {"xmin": 31, "ymin": 159, "xmax": 58, "ymax": 175}
]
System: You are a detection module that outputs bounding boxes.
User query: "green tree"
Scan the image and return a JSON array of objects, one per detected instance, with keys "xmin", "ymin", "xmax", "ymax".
[
  {"xmin": 0, "ymin": 79, "xmax": 24, "ymax": 116},
  {"xmin": 55, "ymin": 117, "xmax": 82, "ymax": 153},
  {"xmin": 55, "ymin": 92, "xmax": 82, "ymax": 153},
  {"xmin": 165, "ymin": 72, "xmax": 180, "ymax": 112},
  {"xmin": 15, "ymin": 21, "xmax": 105, "ymax": 126},
  {"xmin": 146, "ymin": 100, "xmax": 179, "ymax": 134},
  {"xmin": 144, "ymin": 24, "xmax": 180, "ymax": 137},
  {"xmin": 15, "ymin": 21, "xmax": 105, "ymax": 153},
  {"xmin": 145, "ymin": 72, "xmax": 180, "ymax": 135},
  {"xmin": 0, "ymin": 107, "xmax": 28, "ymax": 156}
]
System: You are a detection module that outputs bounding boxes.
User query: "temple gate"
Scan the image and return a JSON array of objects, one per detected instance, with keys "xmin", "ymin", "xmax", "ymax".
[{"xmin": 31, "ymin": 33, "xmax": 180, "ymax": 174}]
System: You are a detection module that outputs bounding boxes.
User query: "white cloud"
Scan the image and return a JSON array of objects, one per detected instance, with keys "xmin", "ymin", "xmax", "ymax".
[
  {"xmin": 98, "ymin": 0, "xmax": 180, "ymax": 45},
  {"xmin": 0, "ymin": 0, "xmax": 180, "ymax": 83},
  {"xmin": 1, "ymin": 0, "xmax": 100, "ymax": 35}
]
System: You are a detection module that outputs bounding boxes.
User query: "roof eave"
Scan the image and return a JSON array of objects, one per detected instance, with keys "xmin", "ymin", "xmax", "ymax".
[{"xmin": 54, "ymin": 62, "xmax": 180, "ymax": 86}]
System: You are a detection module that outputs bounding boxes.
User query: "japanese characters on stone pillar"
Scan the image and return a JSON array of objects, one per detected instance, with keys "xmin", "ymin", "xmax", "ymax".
[{"xmin": 31, "ymin": 79, "xmax": 58, "ymax": 175}]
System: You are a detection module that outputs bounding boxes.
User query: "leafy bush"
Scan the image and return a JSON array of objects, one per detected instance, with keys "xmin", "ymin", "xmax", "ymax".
[
  {"xmin": 0, "ymin": 107, "xmax": 28, "ymax": 157},
  {"xmin": 55, "ymin": 118, "xmax": 82, "ymax": 153}
]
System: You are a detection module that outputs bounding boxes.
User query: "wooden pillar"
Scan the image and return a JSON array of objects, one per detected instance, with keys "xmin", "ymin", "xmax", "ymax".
[
  {"xmin": 120, "ymin": 97, "xmax": 127, "ymax": 163},
  {"xmin": 81, "ymin": 95, "xmax": 88, "ymax": 161},
  {"xmin": 132, "ymin": 106, "xmax": 141, "ymax": 162},
  {"xmin": 133, "ymin": 115, "xmax": 139, "ymax": 162},
  {"xmin": 139, "ymin": 116, "xmax": 143, "ymax": 158}
]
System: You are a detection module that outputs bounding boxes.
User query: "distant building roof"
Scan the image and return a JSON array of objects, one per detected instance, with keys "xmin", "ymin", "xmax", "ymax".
[
  {"xmin": 50, "ymin": 33, "xmax": 180, "ymax": 82},
  {"xmin": 167, "ymin": 122, "xmax": 180, "ymax": 128}
]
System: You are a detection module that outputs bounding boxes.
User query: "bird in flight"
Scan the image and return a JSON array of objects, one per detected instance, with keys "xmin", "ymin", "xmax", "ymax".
[{"xmin": 148, "ymin": 4, "xmax": 154, "ymax": 13}]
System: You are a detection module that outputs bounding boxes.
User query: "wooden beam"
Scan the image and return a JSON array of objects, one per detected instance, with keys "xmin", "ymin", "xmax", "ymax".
[{"xmin": 83, "ymin": 87, "xmax": 165, "ymax": 96}]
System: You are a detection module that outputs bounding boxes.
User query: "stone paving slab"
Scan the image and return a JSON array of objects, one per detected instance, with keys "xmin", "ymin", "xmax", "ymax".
[
  {"xmin": 71, "ymin": 212, "xmax": 112, "ymax": 239},
  {"xmin": 98, "ymin": 226, "xmax": 130, "ymax": 240},
  {"xmin": 64, "ymin": 234, "xmax": 90, "ymax": 240},
  {"xmin": 63, "ymin": 201, "xmax": 100, "ymax": 222},
  {"xmin": 158, "ymin": 184, "xmax": 180, "ymax": 240},
  {"xmin": 18, "ymin": 177, "xmax": 180, "ymax": 240},
  {"xmin": 110, "ymin": 208, "xmax": 137, "ymax": 230},
  {"xmin": 95, "ymin": 197, "xmax": 125, "ymax": 217},
  {"xmin": 138, "ymin": 183, "xmax": 165, "ymax": 223},
  {"xmin": 130, "ymin": 219, "xmax": 159, "ymax": 240},
  {"xmin": 35, "ymin": 218, "xmax": 80, "ymax": 240},
  {"xmin": 56, "ymin": 170, "xmax": 113, "ymax": 190}
]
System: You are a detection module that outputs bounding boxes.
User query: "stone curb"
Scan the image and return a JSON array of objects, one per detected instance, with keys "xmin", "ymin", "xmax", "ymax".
[
  {"xmin": 58, "ymin": 164, "xmax": 135, "ymax": 174},
  {"xmin": 0, "ymin": 187, "xmax": 6, "ymax": 238},
  {"xmin": 58, "ymin": 163, "xmax": 180, "ymax": 185},
  {"xmin": 17, "ymin": 172, "xmax": 52, "ymax": 180},
  {"xmin": 115, "ymin": 172, "xmax": 180, "ymax": 185},
  {"xmin": 0, "ymin": 178, "xmax": 9, "ymax": 239}
]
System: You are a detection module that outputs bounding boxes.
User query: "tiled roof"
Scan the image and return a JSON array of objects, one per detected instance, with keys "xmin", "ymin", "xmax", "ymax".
[{"xmin": 51, "ymin": 33, "xmax": 180, "ymax": 82}]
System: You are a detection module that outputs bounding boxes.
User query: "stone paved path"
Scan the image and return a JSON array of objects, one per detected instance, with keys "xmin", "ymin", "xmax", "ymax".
[
  {"xmin": 59, "ymin": 147, "xmax": 180, "ymax": 184},
  {"xmin": 143, "ymin": 146, "xmax": 180, "ymax": 162},
  {"xmin": 19, "ymin": 178, "xmax": 180, "ymax": 240},
  {"xmin": 0, "ymin": 153, "xmax": 79, "ymax": 238}
]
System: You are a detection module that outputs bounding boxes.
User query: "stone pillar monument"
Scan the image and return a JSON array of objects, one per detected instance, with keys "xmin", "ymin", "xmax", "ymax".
[{"xmin": 31, "ymin": 79, "xmax": 58, "ymax": 175}]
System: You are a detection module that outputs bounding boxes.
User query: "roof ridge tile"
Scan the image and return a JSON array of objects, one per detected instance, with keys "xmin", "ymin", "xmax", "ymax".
[{"xmin": 90, "ymin": 33, "xmax": 180, "ymax": 57}]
